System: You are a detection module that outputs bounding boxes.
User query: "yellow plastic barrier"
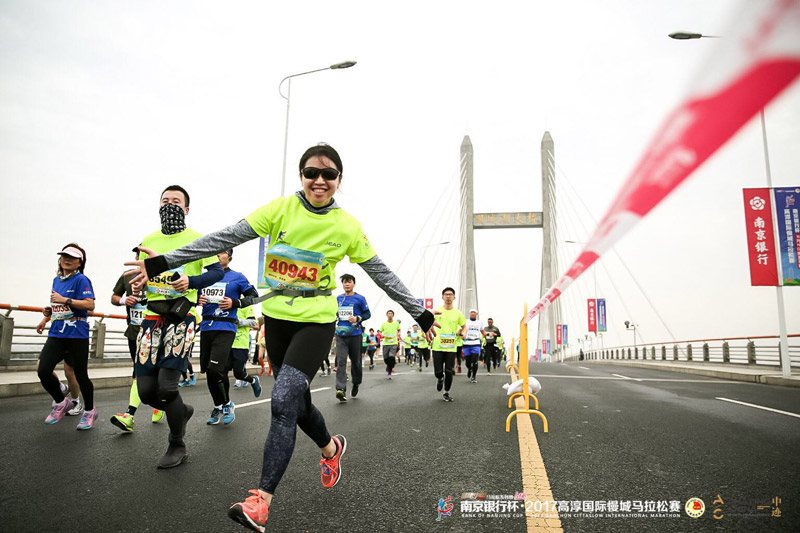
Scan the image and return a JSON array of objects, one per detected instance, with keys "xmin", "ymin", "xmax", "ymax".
[
  {"xmin": 506, "ymin": 336, "xmax": 519, "ymax": 374},
  {"xmin": 505, "ymin": 303, "xmax": 549, "ymax": 433}
]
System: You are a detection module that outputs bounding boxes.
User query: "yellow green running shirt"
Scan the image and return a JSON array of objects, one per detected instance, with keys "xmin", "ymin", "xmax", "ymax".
[
  {"xmin": 140, "ymin": 228, "xmax": 219, "ymax": 319},
  {"xmin": 245, "ymin": 195, "xmax": 376, "ymax": 323},
  {"xmin": 431, "ymin": 307, "xmax": 466, "ymax": 352},
  {"xmin": 379, "ymin": 321, "xmax": 401, "ymax": 346},
  {"xmin": 232, "ymin": 305, "xmax": 257, "ymax": 349}
]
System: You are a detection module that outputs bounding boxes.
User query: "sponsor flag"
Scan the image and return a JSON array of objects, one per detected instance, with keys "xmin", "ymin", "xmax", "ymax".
[
  {"xmin": 743, "ymin": 188, "xmax": 780, "ymax": 285},
  {"xmin": 562, "ymin": 324, "xmax": 568, "ymax": 345},
  {"xmin": 587, "ymin": 299, "xmax": 597, "ymax": 333},
  {"xmin": 597, "ymin": 299, "xmax": 607, "ymax": 332},
  {"xmin": 556, "ymin": 324, "xmax": 562, "ymax": 345},
  {"xmin": 773, "ymin": 187, "xmax": 800, "ymax": 285},
  {"xmin": 524, "ymin": 0, "xmax": 800, "ymax": 325}
]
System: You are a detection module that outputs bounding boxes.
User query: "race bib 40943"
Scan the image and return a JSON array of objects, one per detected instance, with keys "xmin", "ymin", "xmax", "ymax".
[{"xmin": 264, "ymin": 244, "xmax": 324, "ymax": 290}]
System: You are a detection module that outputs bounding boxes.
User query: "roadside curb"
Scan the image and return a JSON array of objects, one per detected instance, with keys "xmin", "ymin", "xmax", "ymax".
[{"xmin": 582, "ymin": 360, "xmax": 800, "ymax": 388}]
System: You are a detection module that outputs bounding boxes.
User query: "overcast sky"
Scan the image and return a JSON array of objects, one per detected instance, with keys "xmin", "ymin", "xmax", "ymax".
[{"xmin": 1, "ymin": 1, "xmax": 798, "ymax": 352}]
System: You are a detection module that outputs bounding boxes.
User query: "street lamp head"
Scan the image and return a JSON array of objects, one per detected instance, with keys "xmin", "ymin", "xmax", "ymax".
[
  {"xmin": 330, "ymin": 60, "xmax": 357, "ymax": 69},
  {"xmin": 624, "ymin": 320, "xmax": 630, "ymax": 328},
  {"xmin": 669, "ymin": 31, "xmax": 702, "ymax": 40}
]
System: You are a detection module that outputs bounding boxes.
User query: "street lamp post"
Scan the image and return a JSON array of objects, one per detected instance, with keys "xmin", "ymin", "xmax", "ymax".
[
  {"xmin": 624, "ymin": 320, "xmax": 638, "ymax": 348},
  {"xmin": 278, "ymin": 60, "xmax": 357, "ymax": 197},
  {"xmin": 669, "ymin": 32, "xmax": 791, "ymax": 378}
]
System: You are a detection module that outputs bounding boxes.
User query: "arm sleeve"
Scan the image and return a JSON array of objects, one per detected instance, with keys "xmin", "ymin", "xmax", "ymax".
[
  {"xmin": 144, "ymin": 219, "xmax": 260, "ymax": 276},
  {"xmin": 237, "ymin": 318, "xmax": 258, "ymax": 328},
  {"xmin": 188, "ymin": 262, "xmax": 224, "ymax": 290},
  {"xmin": 358, "ymin": 255, "xmax": 434, "ymax": 331},
  {"xmin": 236, "ymin": 286, "xmax": 260, "ymax": 308}
]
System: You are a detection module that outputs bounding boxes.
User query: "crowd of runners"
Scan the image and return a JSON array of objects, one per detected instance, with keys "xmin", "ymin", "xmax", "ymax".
[{"xmin": 34, "ymin": 143, "xmax": 507, "ymax": 533}]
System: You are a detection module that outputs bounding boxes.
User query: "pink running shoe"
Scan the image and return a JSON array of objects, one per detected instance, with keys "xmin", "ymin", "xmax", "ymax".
[
  {"xmin": 45, "ymin": 397, "xmax": 72, "ymax": 424},
  {"xmin": 77, "ymin": 407, "xmax": 98, "ymax": 430}
]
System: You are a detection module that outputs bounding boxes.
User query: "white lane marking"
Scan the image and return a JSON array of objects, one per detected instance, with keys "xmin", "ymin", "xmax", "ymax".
[
  {"xmin": 236, "ymin": 387, "xmax": 331, "ymax": 409},
  {"xmin": 612, "ymin": 373, "xmax": 643, "ymax": 382},
  {"xmin": 517, "ymin": 375, "xmax": 747, "ymax": 383},
  {"xmin": 716, "ymin": 397, "xmax": 800, "ymax": 419},
  {"xmin": 578, "ymin": 366, "xmax": 591, "ymax": 370}
]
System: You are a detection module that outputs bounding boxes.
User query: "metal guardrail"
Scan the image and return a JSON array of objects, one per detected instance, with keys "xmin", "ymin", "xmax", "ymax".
[
  {"xmin": 0, "ymin": 303, "xmax": 201, "ymax": 366},
  {"xmin": 559, "ymin": 334, "xmax": 800, "ymax": 367}
]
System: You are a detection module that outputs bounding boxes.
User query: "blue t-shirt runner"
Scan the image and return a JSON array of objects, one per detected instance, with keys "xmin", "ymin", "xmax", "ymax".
[
  {"xmin": 49, "ymin": 273, "xmax": 95, "ymax": 339},
  {"xmin": 333, "ymin": 274, "xmax": 371, "ymax": 401},
  {"xmin": 200, "ymin": 268, "xmax": 256, "ymax": 333}
]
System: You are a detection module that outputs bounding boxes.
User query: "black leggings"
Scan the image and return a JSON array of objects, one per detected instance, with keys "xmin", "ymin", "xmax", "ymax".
[
  {"xmin": 433, "ymin": 350, "xmax": 455, "ymax": 392},
  {"xmin": 231, "ymin": 348, "xmax": 255, "ymax": 383},
  {"xmin": 137, "ymin": 368, "xmax": 186, "ymax": 441},
  {"xmin": 466, "ymin": 353, "xmax": 479, "ymax": 379},
  {"xmin": 260, "ymin": 317, "xmax": 335, "ymax": 494},
  {"xmin": 418, "ymin": 347, "xmax": 430, "ymax": 365},
  {"xmin": 200, "ymin": 330, "xmax": 236, "ymax": 406},
  {"xmin": 38, "ymin": 337, "xmax": 94, "ymax": 410}
]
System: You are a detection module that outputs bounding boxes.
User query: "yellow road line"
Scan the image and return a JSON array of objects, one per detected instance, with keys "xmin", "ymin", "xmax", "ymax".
[{"xmin": 511, "ymin": 368, "xmax": 563, "ymax": 533}]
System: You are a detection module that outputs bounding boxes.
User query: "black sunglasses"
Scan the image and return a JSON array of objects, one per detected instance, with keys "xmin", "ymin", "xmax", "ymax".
[{"xmin": 301, "ymin": 167, "xmax": 340, "ymax": 181}]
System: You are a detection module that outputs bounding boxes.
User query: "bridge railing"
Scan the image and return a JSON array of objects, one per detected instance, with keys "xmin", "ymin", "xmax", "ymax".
[
  {"xmin": 0, "ymin": 303, "xmax": 200, "ymax": 367},
  {"xmin": 560, "ymin": 335, "xmax": 800, "ymax": 368},
  {"xmin": 1, "ymin": 303, "xmax": 133, "ymax": 365}
]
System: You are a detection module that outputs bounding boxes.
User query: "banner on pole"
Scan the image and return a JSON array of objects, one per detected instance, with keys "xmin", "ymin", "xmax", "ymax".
[
  {"xmin": 546, "ymin": 339, "xmax": 551, "ymax": 354},
  {"xmin": 556, "ymin": 324, "xmax": 562, "ymax": 345},
  {"xmin": 562, "ymin": 324, "xmax": 568, "ymax": 346},
  {"xmin": 773, "ymin": 187, "xmax": 800, "ymax": 285},
  {"xmin": 425, "ymin": 298, "xmax": 434, "ymax": 310},
  {"xmin": 597, "ymin": 298, "xmax": 607, "ymax": 332},
  {"xmin": 587, "ymin": 299, "xmax": 597, "ymax": 333},
  {"xmin": 523, "ymin": 0, "xmax": 800, "ymax": 325},
  {"xmin": 542, "ymin": 340, "xmax": 548, "ymax": 354},
  {"xmin": 743, "ymin": 188, "xmax": 779, "ymax": 285}
]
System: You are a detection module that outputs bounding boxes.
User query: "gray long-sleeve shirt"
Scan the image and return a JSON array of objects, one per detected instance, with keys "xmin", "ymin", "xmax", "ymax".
[{"xmin": 160, "ymin": 199, "xmax": 426, "ymax": 320}]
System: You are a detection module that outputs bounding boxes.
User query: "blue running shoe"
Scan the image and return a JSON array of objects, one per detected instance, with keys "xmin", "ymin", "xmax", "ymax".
[
  {"xmin": 207, "ymin": 407, "xmax": 222, "ymax": 425},
  {"xmin": 222, "ymin": 401, "xmax": 236, "ymax": 425},
  {"xmin": 188, "ymin": 374, "xmax": 197, "ymax": 386},
  {"xmin": 251, "ymin": 376, "xmax": 262, "ymax": 398}
]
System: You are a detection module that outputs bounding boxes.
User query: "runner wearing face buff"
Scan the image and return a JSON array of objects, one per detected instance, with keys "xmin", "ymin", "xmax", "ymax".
[{"xmin": 130, "ymin": 185, "xmax": 224, "ymax": 469}]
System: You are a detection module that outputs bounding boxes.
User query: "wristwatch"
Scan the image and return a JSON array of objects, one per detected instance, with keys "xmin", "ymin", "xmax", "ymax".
[{"xmin": 66, "ymin": 298, "xmax": 73, "ymax": 306}]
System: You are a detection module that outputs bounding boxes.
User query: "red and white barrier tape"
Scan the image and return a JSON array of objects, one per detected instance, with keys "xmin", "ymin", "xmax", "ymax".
[{"xmin": 526, "ymin": 0, "xmax": 800, "ymax": 324}]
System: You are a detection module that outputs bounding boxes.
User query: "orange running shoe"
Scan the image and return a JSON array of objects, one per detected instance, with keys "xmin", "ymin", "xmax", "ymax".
[
  {"xmin": 228, "ymin": 490, "xmax": 269, "ymax": 532},
  {"xmin": 320, "ymin": 434, "xmax": 347, "ymax": 488}
]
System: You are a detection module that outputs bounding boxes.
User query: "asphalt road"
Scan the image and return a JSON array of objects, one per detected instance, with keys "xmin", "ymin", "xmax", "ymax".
[
  {"xmin": 531, "ymin": 362, "xmax": 800, "ymax": 532},
  {"xmin": 1, "ymin": 361, "xmax": 798, "ymax": 532},
  {"xmin": 0, "ymin": 362, "xmax": 526, "ymax": 533}
]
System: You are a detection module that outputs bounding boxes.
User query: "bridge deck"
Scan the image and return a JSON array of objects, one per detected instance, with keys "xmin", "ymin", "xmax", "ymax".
[{"xmin": 0, "ymin": 362, "xmax": 798, "ymax": 531}]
